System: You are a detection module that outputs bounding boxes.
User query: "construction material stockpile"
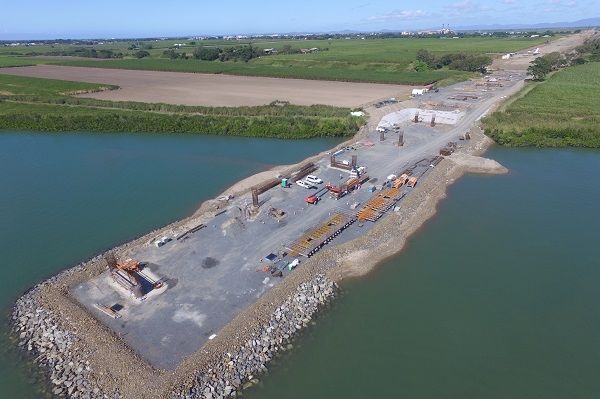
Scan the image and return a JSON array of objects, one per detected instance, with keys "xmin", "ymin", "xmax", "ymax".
[
  {"xmin": 287, "ymin": 212, "xmax": 355, "ymax": 257},
  {"xmin": 357, "ymin": 186, "xmax": 404, "ymax": 222}
]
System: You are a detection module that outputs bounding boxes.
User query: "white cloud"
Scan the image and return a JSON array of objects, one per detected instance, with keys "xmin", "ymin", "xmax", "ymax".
[
  {"xmin": 449, "ymin": 0, "xmax": 477, "ymax": 10},
  {"xmin": 542, "ymin": 0, "xmax": 578, "ymax": 12},
  {"xmin": 445, "ymin": 0, "xmax": 495, "ymax": 14},
  {"xmin": 368, "ymin": 9, "xmax": 430, "ymax": 21}
]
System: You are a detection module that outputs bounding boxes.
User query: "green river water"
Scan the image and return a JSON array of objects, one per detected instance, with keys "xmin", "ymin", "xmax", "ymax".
[
  {"xmin": 0, "ymin": 131, "xmax": 341, "ymax": 398},
  {"xmin": 245, "ymin": 146, "xmax": 600, "ymax": 399},
  {"xmin": 2, "ymin": 132, "xmax": 599, "ymax": 398}
]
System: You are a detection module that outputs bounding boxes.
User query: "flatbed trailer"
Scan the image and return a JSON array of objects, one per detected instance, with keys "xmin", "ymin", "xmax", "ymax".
[{"xmin": 286, "ymin": 212, "xmax": 355, "ymax": 257}]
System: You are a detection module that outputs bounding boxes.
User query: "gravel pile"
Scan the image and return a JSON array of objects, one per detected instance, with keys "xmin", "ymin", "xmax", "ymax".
[{"xmin": 174, "ymin": 274, "xmax": 337, "ymax": 399}]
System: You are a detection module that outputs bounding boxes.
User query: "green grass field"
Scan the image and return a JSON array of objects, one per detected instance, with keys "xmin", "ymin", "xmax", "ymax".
[
  {"xmin": 483, "ymin": 62, "xmax": 600, "ymax": 147},
  {"xmin": 1, "ymin": 36, "xmax": 550, "ymax": 85},
  {"xmin": 0, "ymin": 74, "xmax": 363, "ymax": 138},
  {"xmin": 249, "ymin": 37, "xmax": 547, "ymax": 63},
  {"xmin": 0, "ymin": 56, "xmax": 41, "ymax": 68},
  {"xmin": 0, "ymin": 74, "xmax": 114, "ymax": 96},
  {"xmin": 53, "ymin": 57, "xmax": 473, "ymax": 85}
]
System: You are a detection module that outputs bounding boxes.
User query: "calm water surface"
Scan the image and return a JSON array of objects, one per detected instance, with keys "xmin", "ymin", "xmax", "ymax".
[
  {"xmin": 0, "ymin": 131, "xmax": 341, "ymax": 398},
  {"xmin": 245, "ymin": 146, "xmax": 600, "ymax": 399}
]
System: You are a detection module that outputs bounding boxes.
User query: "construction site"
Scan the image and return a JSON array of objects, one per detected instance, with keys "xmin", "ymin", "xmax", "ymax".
[{"xmin": 70, "ymin": 69, "xmax": 527, "ymax": 370}]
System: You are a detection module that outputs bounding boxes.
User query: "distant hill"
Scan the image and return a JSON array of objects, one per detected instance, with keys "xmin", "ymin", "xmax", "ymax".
[{"xmin": 454, "ymin": 18, "xmax": 600, "ymax": 31}]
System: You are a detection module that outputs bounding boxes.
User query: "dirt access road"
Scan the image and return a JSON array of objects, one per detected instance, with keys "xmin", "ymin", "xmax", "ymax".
[
  {"xmin": 491, "ymin": 30, "xmax": 596, "ymax": 70},
  {"xmin": 0, "ymin": 64, "xmax": 410, "ymax": 107}
]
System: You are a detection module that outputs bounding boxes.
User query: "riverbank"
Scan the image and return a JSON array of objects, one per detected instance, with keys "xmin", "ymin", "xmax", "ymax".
[
  {"xmin": 11, "ymin": 120, "xmax": 506, "ymax": 398},
  {"xmin": 0, "ymin": 74, "xmax": 364, "ymax": 139},
  {"xmin": 331, "ymin": 129, "xmax": 506, "ymax": 281}
]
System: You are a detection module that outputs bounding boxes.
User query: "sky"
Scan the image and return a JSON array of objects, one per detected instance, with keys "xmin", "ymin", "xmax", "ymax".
[{"xmin": 1, "ymin": 0, "xmax": 598, "ymax": 40}]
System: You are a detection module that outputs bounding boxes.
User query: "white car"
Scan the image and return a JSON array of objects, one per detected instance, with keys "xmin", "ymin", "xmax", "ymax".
[
  {"xmin": 296, "ymin": 180, "xmax": 313, "ymax": 189},
  {"xmin": 288, "ymin": 258, "xmax": 300, "ymax": 270},
  {"xmin": 305, "ymin": 175, "xmax": 323, "ymax": 184}
]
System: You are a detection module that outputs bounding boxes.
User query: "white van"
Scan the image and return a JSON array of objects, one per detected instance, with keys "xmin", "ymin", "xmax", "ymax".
[{"xmin": 305, "ymin": 175, "xmax": 323, "ymax": 184}]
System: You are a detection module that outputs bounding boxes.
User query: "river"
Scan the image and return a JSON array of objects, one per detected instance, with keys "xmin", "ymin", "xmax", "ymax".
[
  {"xmin": 0, "ymin": 131, "xmax": 341, "ymax": 398},
  {"xmin": 244, "ymin": 146, "xmax": 600, "ymax": 399},
  {"xmin": 2, "ymin": 133, "xmax": 600, "ymax": 398}
]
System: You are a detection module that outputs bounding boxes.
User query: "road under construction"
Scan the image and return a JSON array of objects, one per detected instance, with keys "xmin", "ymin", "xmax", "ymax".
[{"xmin": 71, "ymin": 69, "xmax": 527, "ymax": 370}]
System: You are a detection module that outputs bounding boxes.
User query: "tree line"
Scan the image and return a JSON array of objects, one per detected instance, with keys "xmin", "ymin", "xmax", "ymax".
[
  {"xmin": 162, "ymin": 45, "xmax": 263, "ymax": 62},
  {"xmin": 528, "ymin": 36, "xmax": 600, "ymax": 81},
  {"xmin": 414, "ymin": 49, "xmax": 492, "ymax": 73},
  {"xmin": 26, "ymin": 48, "xmax": 123, "ymax": 59}
]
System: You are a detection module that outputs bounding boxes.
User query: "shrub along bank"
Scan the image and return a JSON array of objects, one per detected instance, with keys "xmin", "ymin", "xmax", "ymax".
[{"xmin": 0, "ymin": 102, "xmax": 363, "ymax": 138}]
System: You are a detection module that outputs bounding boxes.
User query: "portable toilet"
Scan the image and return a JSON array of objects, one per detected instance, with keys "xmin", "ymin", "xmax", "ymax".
[{"xmin": 281, "ymin": 178, "xmax": 289, "ymax": 188}]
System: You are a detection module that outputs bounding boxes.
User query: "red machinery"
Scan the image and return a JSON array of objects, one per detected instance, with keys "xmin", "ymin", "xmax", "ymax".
[{"xmin": 305, "ymin": 195, "xmax": 319, "ymax": 205}]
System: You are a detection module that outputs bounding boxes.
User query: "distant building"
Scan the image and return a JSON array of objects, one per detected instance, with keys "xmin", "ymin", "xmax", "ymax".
[
  {"xmin": 439, "ymin": 24, "xmax": 455, "ymax": 35},
  {"xmin": 300, "ymin": 47, "xmax": 320, "ymax": 54}
]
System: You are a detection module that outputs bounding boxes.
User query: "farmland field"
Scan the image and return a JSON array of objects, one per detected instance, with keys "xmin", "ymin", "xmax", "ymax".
[
  {"xmin": 0, "ymin": 73, "xmax": 113, "ymax": 96},
  {"xmin": 49, "ymin": 58, "xmax": 471, "ymax": 85},
  {"xmin": 483, "ymin": 62, "xmax": 600, "ymax": 147},
  {"xmin": 0, "ymin": 56, "xmax": 40, "ymax": 68},
  {"xmin": 1, "ymin": 36, "xmax": 551, "ymax": 85},
  {"xmin": 0, "ymin": 74, "xmax": 363, "ymax": 138},
  {"xmin": 0, "ymin": 64, "xmax": 410, "ymax": 106}
]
